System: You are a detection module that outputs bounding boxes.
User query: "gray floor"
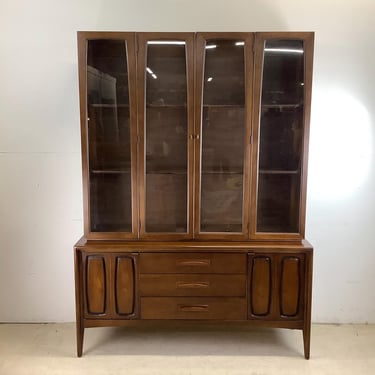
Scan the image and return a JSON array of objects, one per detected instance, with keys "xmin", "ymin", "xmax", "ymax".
[{"xmin": 0, "ymin": 323, "xmax": 374, "ymax": 374}]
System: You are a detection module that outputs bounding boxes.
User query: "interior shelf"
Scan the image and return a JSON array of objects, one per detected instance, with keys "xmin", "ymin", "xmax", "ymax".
[
  {"xmin": 203, "ymin": 104, "xmax": 245, "ymax": 108},
  {"xmin": 202, "ymin": 170, "xmax": 243, "ymax": 175},
  {"xmin": 91, "ymin": 169, "xmax": 131, "ymax": 175},
  {"xmin": 90, "ymin": 104, "xmax": 130, "ymax": 108},
  {"xmin": 261, "ymin": 103, "xmax": 302, "ymax": 110},
  {"xmin": 146, "ymin": 170, "xmax": 187, "ymax": 175},
  {"xmin": 147, "ymin": 104, "xmax": 187, "ymax": 108},
  {"xmin": 259, "ymin": 169, "xmax": 300, "ymax": 175}
]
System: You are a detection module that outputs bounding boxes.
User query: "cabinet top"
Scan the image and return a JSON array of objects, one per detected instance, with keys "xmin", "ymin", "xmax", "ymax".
[
  {"xmin": 77, "ymin": 31, "xmax": 314, "ymax": 36},
  {"xmin": 74, "ymin": 236, "xmax": 313, "ymax": 252}
]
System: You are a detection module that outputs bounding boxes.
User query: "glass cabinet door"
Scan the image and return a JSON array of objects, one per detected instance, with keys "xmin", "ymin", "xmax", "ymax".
[
  {"xmin": 195, "ymin": 33, "xmax": 253, "ymax": 238},
  {"xmin": 78, "ymin": 33, "xmax": 138, "ymax": 239},
  {"xmin": 251, "ymin": 33, "xmax": 314, "ymax": 238},
  {"xmin": 138, "ymin": 33, "xmax": 194, "ymax": 238}
]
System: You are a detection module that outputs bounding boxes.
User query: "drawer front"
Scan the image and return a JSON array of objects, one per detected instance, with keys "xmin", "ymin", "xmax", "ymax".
[
  {"xmin": 139, "ymin": 253, "xmax": 246, "ymax": 274},
  {"xmin": 141, "ymin": 297, "xmax": 246, "ymax": 319},
  {"xmin": 140, "ymin": 274, "xmax": 246, "ymax": 296}
]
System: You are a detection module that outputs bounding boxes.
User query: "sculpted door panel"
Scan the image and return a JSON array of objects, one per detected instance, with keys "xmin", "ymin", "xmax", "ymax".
[
  {"xmin": 115, "ymin": 256, "xmax": 136, "ymax": 316},
  {"xmin": 83, "ymin": 252, "xmax": 138, "ymax": 319},
  {"xmin": 85, "ymin": 255, "xmax": 107, "ymax": 316},
  {"xmin": 280, "ymin": 256, "xmax": 302, "ymax": 317},
  {"xmin": 248, "ymin": 253, "xmax": 305, "ymax": 321},
  {"xmin": 250, "ymin": 256, "xmax": 272, "ymax": 317}
]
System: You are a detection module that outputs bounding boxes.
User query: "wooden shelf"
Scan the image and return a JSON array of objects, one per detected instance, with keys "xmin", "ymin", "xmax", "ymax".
[
  {"xmin": 91, "ymin": 169, "xmax": 131, "ymax": 175},
  {"xmin": 259, "ymin": 169, "xmax": 300, "ymax": 175},
  {"xmin": 146, "ymin": 169, "xmax": 187, "ymax": 175},
  {"xmin": 147, "ymin": 104, "xmax": 187, "ymax": 108},
  {"xmin": 202, "ymin": 170, "xmax": 243, "ymax": 175},
  {"xmin": 261, "ymin": 103, "xmax": 302, "ymax": 110},
  {"xmin": 89, "ymin": 104, "xmax": 130, "ymax": 108},
  {"xmin": 203, "ymin": 104, "xmax": 245, "ymax": 108}
]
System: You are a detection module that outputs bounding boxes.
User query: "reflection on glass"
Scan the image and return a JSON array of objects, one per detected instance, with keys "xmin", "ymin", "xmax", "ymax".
[
  {"xmin": 200, "ymin": 40, "xmax": 245, "ymax": 233},
  {"xmin": 256, "ymin": 40, "xmax": 304, "ymax": 233},
  {"xmin": 145, "ymin": 41, "xmax": 188, "ymax": 233},
  {"xmin": 87, "ymin": 40, "xmax": 132, "ymax": 232}
]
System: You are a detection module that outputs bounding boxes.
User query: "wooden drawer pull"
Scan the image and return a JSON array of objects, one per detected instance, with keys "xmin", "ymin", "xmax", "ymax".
[
  {"xmin": 178, "ymin": 304, "xmax": 209, "ymax": 312},
  {"xmin": 176, "ymin": 259, "xmax": 211, "ymax": 267},
  {"xmin": 176, "ymin": 281, "xmax": 210, "ymax": 289}
]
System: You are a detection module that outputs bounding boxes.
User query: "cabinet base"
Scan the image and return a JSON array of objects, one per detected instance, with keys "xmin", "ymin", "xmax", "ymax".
[{"xmin": 74, "ymin": 242, "xmax": 313, "ymax": 359}]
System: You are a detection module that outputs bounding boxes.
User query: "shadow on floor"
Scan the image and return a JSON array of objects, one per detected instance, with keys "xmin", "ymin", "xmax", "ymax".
[{"xmin": 83, "ymin": 324, "xmax": 303, "ymax": 358}]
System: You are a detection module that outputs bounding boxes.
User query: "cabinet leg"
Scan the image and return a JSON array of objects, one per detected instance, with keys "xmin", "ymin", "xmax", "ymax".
[
  {"xmin": 303, "ymin": 326, "xmax": 311, "ymax": 359},
  {"xmin": 76, "ymin": 321, "xmax": 84, "ymax": 357},
  {"xmin": 75, "ymin": 249, "xmax": 84, "ymax": 357},
  {"xmin": 303, "ymin": 251, "xmax": 313, "ymax": 360}
]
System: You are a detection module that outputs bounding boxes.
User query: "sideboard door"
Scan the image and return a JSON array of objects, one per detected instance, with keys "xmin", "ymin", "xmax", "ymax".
[
  {"xmin": 78, "ymin": 32, "xmax": 138, "ymax": 240},
  {"xmin": 82, "ymin": 252, "xmax": 138, "ymax": 319},
  {"xmin": 251, "ymin": 32, "xmax": 314, "ymax": 240},
  {"xmin": 113, "ymin": 255, "xmax": 138, "ymax": 318},
  {"xmin": 84, "ymin": 254, "xmax": 110, "ymax": 318},
  {"xmin": 137, "ymin": 32, "xmax": 195, "ymax": 239},
  {"xmin": 194, "ymin": 32, "xmax": 253, "ymax": 239},
  {"xmin": 248, "ymin": 253, "xmax": 305, "ymax": 321}
]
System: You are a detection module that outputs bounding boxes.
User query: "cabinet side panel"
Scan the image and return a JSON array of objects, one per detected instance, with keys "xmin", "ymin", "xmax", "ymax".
[
  {"xmin": 250, "ymin": 256, "xmax": 272, "ymax": 316},
  {"xmin": 86, "ymin": 256, "xmax": 106, "ymax": 314},
  {"xmin": 115, "ymin": 256, "xmax": 135, "ymax": 315},
  {"xmin": 280, "ymin": 256, "xmax": 301, "ymax": 317}
]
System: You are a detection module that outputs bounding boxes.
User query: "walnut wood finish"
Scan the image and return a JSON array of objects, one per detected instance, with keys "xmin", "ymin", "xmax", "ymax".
[
  {"xmin": 280, "ymin": 256, "xmax": 301, "ymax": 317},
  {"xmin": 248, "ymin": 253, "xmax": 305, "ymax": 322},
  {"xmin": 74, "ymin": 249, "xmax": 84, "ymax": 357},
  {"xmin": 194, "ymin": 32, "xmax": 253, "ymax": 240},
  {"xmin": 137, "ymin": 32, "xmax": 195, "ymax": 240},
  {"xmin": 77, "ymin": 32, "xmax": 139, "ymax": 240},
  {"xmin": 139, "ymin": 253, "xmax": 246, "ymax": 274},
  {"xmin": 75, "ymin": 31, "xmax": 314, "ymax": 359},
  {"xmin": 115, "ymin": 256, "xmax": 135, "ymax": 315},
  {"xmin": 250, "ymin": 32, "xmax": 314, "ymax": 241},
  {"xmin": 141, "ymin": 297, "xmax": 247, "ymax": 320},
  {"xmin": 250, "ymin": 256, "xmax": 272, "ymax": 316},
  {"xmin": 140, "ymin": 274, "xmax": 246, "ymax": 296},
  {"xmin": 86, "ymin": 256, "xmax": 107, "ymax": 315}
]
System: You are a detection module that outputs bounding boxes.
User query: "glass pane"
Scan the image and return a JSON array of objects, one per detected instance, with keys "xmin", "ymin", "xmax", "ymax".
[
  {"xmin": 256, "ymin": 40, "xmax": 304, "ymax": 233},
  {"xmin": 87, "ymin": 40, "xmax": 132, "ymax": 232},
  {"xmin": 145, "ymin": 41, "xmax": 188, "ymax": 233},
  {"xmin": 200, "ymin": 39, "xmax": 245, "ymax": 233}
]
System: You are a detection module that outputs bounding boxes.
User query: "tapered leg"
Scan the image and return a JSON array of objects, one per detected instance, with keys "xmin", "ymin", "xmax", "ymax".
[
  {"xmin": 75, "ymin": 249, "xmax": 84, "ymax": 357},
  {"xmin": 303, "ymin": 326, "xmax": 310, "ymax": 359},
  {"xmin": 76, "ymin": 320, "xmax": 84, "ymax": 357},
  {"xmin": 303, "ymin": 250, "xmax": 313, "ymax": 360}
]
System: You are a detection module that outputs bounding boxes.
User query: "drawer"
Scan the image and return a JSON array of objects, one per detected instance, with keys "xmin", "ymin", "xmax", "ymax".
[
  {"xmin": 141, "ymin": 297, "xmax": 246, "ymax": 320},
  {"xmin": 140, "ymin": 274, "xmax": 246, "ymax": 297},
  {"xmin": 139, "ymin": 253, "xmax": 246, "ymax": 274}
]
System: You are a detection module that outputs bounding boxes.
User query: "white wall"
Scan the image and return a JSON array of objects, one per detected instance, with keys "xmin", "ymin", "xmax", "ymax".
[{"xmin": 0, "ymin": 0, "xmax": 374, "ymax": 323}]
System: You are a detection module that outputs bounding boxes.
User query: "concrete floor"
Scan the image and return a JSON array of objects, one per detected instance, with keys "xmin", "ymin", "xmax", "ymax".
[{"xmin": 0, "ymin": 323, "xmax": 374, "ymax": 374}]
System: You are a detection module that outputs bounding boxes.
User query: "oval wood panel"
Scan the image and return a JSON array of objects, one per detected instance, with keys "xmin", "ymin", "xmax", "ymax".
[
  {"xmin": 86, "ymin": 256, "xmax": 106, "ymax": 314},
  {"xmin": 280, "ymin": 256, "xmax": 300, "ymax": 317},
  {"xmin": 250, "ymin": 256, "xmax": 271, "ymax": 316},
  {"xmin": 115, "ymin": 257, "xmax": 135, "ymax": 315}
]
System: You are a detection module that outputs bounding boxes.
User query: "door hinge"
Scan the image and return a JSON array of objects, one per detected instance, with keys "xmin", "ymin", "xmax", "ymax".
[{"xmin": 250, "ymin": 135, "xmax": 253, "ymax": 144}]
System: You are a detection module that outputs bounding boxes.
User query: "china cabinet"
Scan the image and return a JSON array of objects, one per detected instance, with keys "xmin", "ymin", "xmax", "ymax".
[{"xmin": 75, "ymin": 31, "xmax": 314, "ymax": 358}]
